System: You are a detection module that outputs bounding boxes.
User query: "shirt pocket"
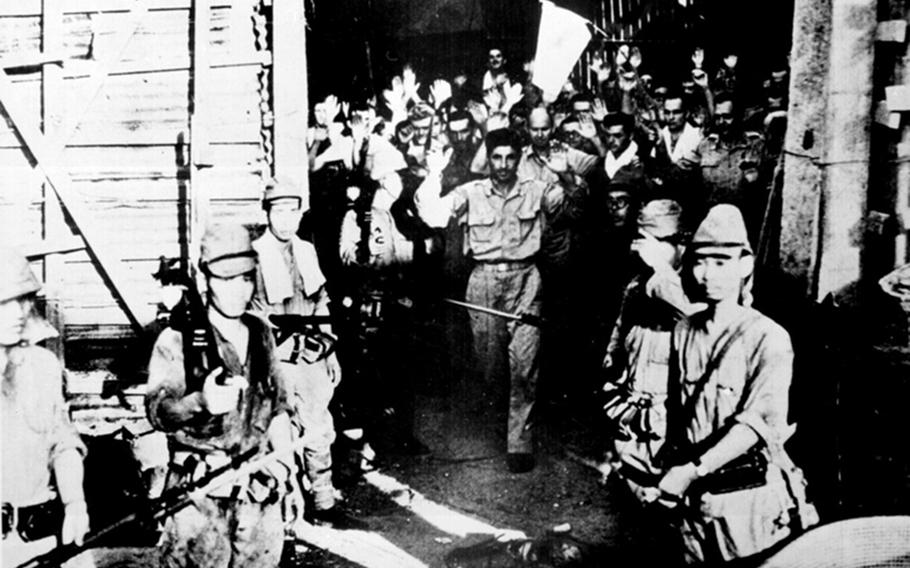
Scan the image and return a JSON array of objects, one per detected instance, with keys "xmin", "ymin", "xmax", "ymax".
[
  {"xmin": 515, "ymin": 197, "xmax": 542, "ymax": 247},
  {"xmin": 467, "ymin": 208, "xmax": 497, "ymax": 243}
]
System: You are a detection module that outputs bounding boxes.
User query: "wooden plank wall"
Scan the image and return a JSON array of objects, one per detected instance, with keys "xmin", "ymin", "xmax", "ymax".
[{"xmin": 0, "ymin": 0, "xmax": 271, "ymax": 341}]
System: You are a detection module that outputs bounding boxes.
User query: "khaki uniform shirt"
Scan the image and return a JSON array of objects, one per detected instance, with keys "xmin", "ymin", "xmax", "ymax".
[{"xmin": 416, "ymin": 175, "xmax": 567, "ymax": 261}]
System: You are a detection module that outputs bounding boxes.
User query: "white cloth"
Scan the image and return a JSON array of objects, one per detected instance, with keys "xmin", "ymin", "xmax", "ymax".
[
  {"xmin": 531, "ymin": 1, "xmax": 592, "ymax": 101},
  {"xmin": 660, "ymin": 123, "xmax": 703, "ymax": 165},
  {"xmin": 253, "ymin": 230, "xmax": 325, "ymax": 304},
  {"xmin": 604, "ymin": 141, "xmax": 639, "ymax": 179}
]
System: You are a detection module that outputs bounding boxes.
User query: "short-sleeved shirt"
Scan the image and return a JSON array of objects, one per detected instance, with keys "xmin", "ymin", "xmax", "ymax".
[
  {"xmin": 671, "ymin": 307, "xmax": 793, "ymax": 450},
  {"xmin": 417, "ymin": 176, "xmax": 566, "ymax": 262},
  {"xmin": 693, "ymin": 132, "xmax": 766, "ymax": 206},
  {"xmin": 145, "ymin": 314, "xmax": 289, "ymax": 455},
  {"xmin": 2, "ymin": 345, "xmax": 86, "ymax": 507}
]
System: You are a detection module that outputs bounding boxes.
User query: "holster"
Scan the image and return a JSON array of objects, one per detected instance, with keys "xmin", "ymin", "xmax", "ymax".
[
  {"xmin": 2, "ymin": 500, "xmax": 63, "ymax": 542},
  {"xmin": 656, "ymin": 443, "xmax": 769, "ymax": 496}
]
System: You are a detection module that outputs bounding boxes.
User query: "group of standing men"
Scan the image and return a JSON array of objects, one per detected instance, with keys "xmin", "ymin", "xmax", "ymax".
[{"xmin": 1, "ymin": 42, "xmax": 815, "ymax": 568}]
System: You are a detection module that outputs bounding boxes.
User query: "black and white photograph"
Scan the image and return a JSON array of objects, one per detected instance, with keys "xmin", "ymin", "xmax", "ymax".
[{"xmin": 1, "ymin": 0, "xmax": 910, "ymax": 566}]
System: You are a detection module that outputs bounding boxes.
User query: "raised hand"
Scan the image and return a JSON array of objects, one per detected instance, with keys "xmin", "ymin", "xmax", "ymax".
[
  {"xmin": 402, "ymin": 65, "xmax": 422, "ymax": 102},
  {"xmin": 323, "ymin": 95, "xmax": 341, "ymax": 124},
  {"xmin": 629, "ymin": 46, "xmax": 642, "ymax": 70},
  {"xmin": 429, "ymin": 79, "xmax": 452, "ymax": 110},
  {"xmin": 592, "ymin": 97, "xmax": 608, "ymax": 121},
  {"xmin": 382, "ymin": 75, "xmax": 408, "ymax": 123},
  {"xmin": 466, "ymin": 99, "xmax": 489, "ymax": 128},
  {"xmin": 543, "ymin": 144, "xmax": 569, "ymax": 173},
  {"xmin": 691, "ymin": 47, "xmax": 705, "ymax": 70},
  {"xmin": 578, "ymin": 113, "xmax": 598, "ymax": 140},
  {"xmin": 425, "ymin": 145, "xmax": 453, "ymax": 175},
  {"xmin": 502, "ymin": 80, "xmax": 524, "ymax": 111},
  {"xmin": 589, "ymin": 53, "xmax": 611, "ymax": 83},
  {"xmin": 483, "ymin": 87, "xmax": 504, "ymax": 112},
  {"xmin": 614, "ymin": 44, "xmax": 630, "ymax": 68}
]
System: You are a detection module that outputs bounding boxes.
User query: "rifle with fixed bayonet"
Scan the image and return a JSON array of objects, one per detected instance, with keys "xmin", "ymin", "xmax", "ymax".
[{"xmin": 16, "ymin": 445, "xmax": 276, "ymax": 568}]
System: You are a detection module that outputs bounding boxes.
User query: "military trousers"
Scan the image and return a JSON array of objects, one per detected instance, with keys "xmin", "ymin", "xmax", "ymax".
[
  {"xmin": 465, "ymin": 262, "xmax": 542, "ymax": 455},
  {"xmin": 278, "ymin": 356, "xmax": 337, "ymax": 511}
]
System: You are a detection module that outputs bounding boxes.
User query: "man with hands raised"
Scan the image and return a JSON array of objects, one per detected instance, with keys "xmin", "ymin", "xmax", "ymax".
[
  {"xmin": 146, "ymin": 224, "xmax": 295, "ymax": 568},
  {"xmin": 415, "ymin": 128, "xmax": 582, "ymax": 473}
]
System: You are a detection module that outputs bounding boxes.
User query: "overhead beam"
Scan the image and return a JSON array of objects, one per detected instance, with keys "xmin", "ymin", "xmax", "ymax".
[{"xmin": 272, "ymin": 0, "xmax": 309, "ymax": 208}]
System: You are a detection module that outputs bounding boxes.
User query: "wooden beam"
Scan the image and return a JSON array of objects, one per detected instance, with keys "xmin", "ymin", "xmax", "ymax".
[
  {"xmin": 272, "ymin": 0, "xmax": 309, "ymax": 209},
  {"xmin": 0, "ymin": 0, "xmax": 236, "ymax": 17},
  {"xmin": 0, "ymin": 70, "xmax": 149, "ymax": 332},
  {"xmin": 22, "ymin": 237, "xmax": 86, "ymax": 259},
  {"xmin": 189, "ymin": 0, "xmax": 214, "ymax": 272},
  {"xmin": 1, "ymin": 51, "xmax": 66, "ymax": 70},
  {"xmin": 42, "ymin": 0, "xmax": 67, "ymax": 360}
]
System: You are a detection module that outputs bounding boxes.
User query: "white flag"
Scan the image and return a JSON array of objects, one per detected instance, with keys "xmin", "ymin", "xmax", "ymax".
[{"xmin": 532, "ymin": 1, "xmax": 592, "ymax": 102}]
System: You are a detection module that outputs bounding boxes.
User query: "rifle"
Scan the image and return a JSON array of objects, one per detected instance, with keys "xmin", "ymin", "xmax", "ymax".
[
  {"xmin": 17, "ymin": 445, "xmax": 272, "ymax": 568},
  {"xmin": 268, "ymin": 314, "xmax": 338, "ymax": 364},
  {"xmin": 152, "ymin": 256, "xmax": 225, "ymax": 392},
  {"xmin": 442, "ymin": 298, "xmax": 546, "ymax": 328}
]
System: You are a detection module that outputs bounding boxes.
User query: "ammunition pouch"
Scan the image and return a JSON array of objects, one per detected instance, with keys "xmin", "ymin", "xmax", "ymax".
[{"xmin": 2, "ymin": 500, "xmax": 63, "ymax": 542}]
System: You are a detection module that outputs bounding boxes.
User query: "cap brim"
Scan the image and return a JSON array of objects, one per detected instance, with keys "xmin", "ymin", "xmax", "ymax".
[
  {"xmin": 207, "ymin": 256, "xmax": 257, "ymax": 278},
  {"xmin": 690, "ymin": 243, "xmax": 752, "ymax": 257}
]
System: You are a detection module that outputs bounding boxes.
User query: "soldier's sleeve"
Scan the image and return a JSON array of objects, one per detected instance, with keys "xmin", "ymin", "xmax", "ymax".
[
  {"xmin": 145, "ymin": 328, "xmax": 206, "ymax": 432},
  {"xmin": 734, "ymin": 322, "xmax": 795, "ymax": 449},
  {"xmin": 645, "ymin": 269, "xmax": 705, "ymax": 319},
  {"xmin": 36, "ymin": 348, "xmax": 88, "ymax": 466}
]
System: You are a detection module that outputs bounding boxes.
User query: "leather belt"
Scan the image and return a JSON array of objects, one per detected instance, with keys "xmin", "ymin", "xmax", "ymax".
[
  {"xmin": 474, "ymin": 259, "xmax": 535, "ymax": 272},
  {"xmin": 2, "ymin": 500, "xmax": 62, "ymax": 542}
]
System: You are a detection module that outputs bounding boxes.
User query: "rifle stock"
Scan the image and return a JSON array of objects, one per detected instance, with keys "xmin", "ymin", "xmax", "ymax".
[{"xmin": 16, "ymin": 447, "xmax": 262, "ymax": 568}]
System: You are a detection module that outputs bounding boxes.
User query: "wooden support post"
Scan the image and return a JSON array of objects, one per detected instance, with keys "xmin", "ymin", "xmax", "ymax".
[
  {"xmin": 272, "ymin": 0, "xmax": 309, "ymax": 209},
  {"xmin": 42, "ymin": 0, "xmax": 67, "ymax": 360},
  {"xmin": 816, "ymin": 0, "xmax": 877, "ymax": 299},
  {"xmin": 895, "ymin": 6, "xmax": 910, "ymax": 266}
]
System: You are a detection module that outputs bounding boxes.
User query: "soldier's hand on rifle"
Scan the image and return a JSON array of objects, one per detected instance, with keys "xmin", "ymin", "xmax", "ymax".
[
  {"xmin": 326, "ymin": 352, "xmax": 342, "ymax": 387},
  {"xmin": 61, "ymin": 500, "xmax": 89, "ymax": 546},
  {"xmin": 201, "ymin": 367, "xmax": 246, "ymax": 415}
]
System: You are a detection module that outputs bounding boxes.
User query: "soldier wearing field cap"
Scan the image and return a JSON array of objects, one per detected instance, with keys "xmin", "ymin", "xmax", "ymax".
[
  {"xmin": 602, "ymin": 199, "xmax": 703, "ymax": 502},
  {"xmin": 146, "ymin": 224, "xmax": 295, "ymax": 568},
  {"xmin": 652, "ymin": 204, "xmax": 817, "ymax": 565},
  {"xmin": 250, "ymin": 178, "xmax": 361, "ymax": 530},
  {"xmin": 1, "ymin": 247, "xmax": 95, "ymax": 568}
]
